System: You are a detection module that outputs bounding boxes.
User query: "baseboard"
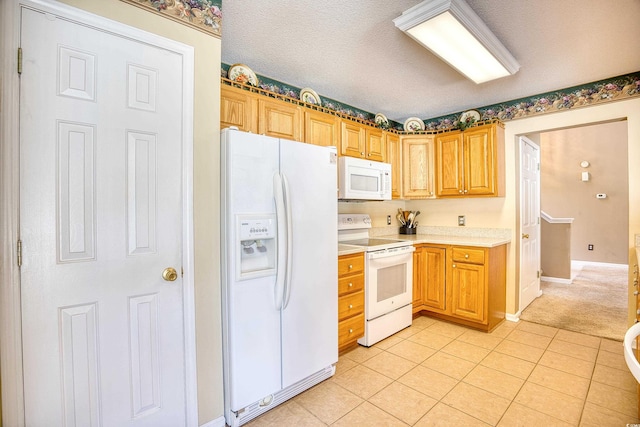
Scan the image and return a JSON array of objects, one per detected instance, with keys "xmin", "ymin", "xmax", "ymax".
[
  {"xmin": 541, "ymin": 276, "xmax": 572, "ymax": 284},
  {"xmin": 200, "ymin": 415, "xmax": 226, "ymax": 427},
  {"xmin": 572, "ymin": 260, "xmax": 628, "ymax": 268},
  {"xmin": 505, "ymin": 312, "xmax": 520, "ymax": 322}
]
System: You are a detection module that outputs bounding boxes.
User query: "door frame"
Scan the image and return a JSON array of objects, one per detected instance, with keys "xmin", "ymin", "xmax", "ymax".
[
  {"xmin": 518, "ymin": 135, "xmax": 542, "ymax": 312},
  {"xmin": 0, "ymin": 1, "xmax": 197, "ymax": 425}
]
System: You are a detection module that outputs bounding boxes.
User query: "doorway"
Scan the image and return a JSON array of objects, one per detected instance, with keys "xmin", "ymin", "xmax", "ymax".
[{"xmin": 519, "ymin": 120, "xmax": 629, "ymax": 338}]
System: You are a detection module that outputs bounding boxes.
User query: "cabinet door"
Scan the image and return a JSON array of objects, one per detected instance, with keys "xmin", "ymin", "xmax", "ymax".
[
  {"xmin": 435, "ymin": 131, "xmax": 463, "ymax": 197},
  {"xmin": 304, "ymin": 110, "xmax": 339, "ymax": 147},
  {"xmin": 422, "ymin": 247, "xmax": 446, "ymax": 311},
  {"xmin": 464, "ymin": 125, "xmax": 496, "ymax": 195},
  {"xmin": 450, "ymin": 262, "xmax": 485, "ymax": 323},
  {"xmin": 220, "ymin": 86, "xmax": 257, "ymax": 133},
  {"xmin": 402, "ymin": 135, "xmax": 435, "ymax": 199},
  {"xmin": 340, "ymin": 121, "xmax": 365, "ymax": 158},
  {"xmin": 258, "ymin": 98, "xmax": 302, "ymax": 141},
  {"xmin": 385, "ymin": 133, "xmax": 402, "ymax": 199},
  {"xmin": 412, "ymin": 247, "xmax": 424, "ymax": 310},
  {"xmin": 365, "ymin": 127, "xmax": 385, "ymax": 162}
]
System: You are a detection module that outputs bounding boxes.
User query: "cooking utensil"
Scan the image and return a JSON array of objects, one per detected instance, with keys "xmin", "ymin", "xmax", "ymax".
[
  {"xmin": 407, "ymin": 212, "xmax": 414, "ymax": 228},
  {"xmin": 396, "ymin": 213, "xmax": 405, "ymax": 226}
]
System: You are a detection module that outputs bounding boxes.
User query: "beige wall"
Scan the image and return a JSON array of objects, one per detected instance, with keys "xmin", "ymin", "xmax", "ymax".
[
  {"xmin": 56, "ymin": 1, "xmax": 223, "ymax": 424},
  {"xmin": 541, "ymin": 221, "xmax": 572, "ymax": 279},
  {"xmin": 540, "ymin": 122, "xmax": 628, "ymax": 264}
]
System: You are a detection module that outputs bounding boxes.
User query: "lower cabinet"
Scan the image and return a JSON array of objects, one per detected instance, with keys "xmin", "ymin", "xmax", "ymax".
[
  {"xmin": 412, "ymin": 243, "xmax": 507, "ymax": 332},
  {"xmin": 338, "ymin": 252, "xmax": 365, "ymax": 353}
]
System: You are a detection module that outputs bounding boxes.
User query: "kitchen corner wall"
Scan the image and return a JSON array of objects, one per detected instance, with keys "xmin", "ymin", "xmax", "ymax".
[
  {"xmin": 540, "ymin": 121, "xmax": 628, "ymax": 264},
  {"xmin": 57, "ymin": 1, "xmax": 223, "ymax": 425}
]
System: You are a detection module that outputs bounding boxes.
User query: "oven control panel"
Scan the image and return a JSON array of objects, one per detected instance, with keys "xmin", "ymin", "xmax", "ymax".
[{"xmin": 338, "ymin": 214, "xmax": 372, "ymax": 230}]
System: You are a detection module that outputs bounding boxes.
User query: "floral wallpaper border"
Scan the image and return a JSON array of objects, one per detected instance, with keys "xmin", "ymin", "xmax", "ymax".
[
  {"xmin": 120, "ymin": 0, "xmax": 222, "ymax": 38},
  {"xmin": 222, "ymin": 63, "xmax": 640, "ymax": 132}
]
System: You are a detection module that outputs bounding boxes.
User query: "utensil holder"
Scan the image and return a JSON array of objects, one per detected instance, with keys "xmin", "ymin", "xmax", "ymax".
[{"xmin": 399, "ymin": 227, "xmax": 416, "ymax": 235}]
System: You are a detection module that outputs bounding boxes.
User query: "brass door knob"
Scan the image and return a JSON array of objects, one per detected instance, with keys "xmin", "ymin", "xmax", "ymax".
[
  {"xmin": 162, "ymin": 267, "xmax": 178, "ymax": 282},
  {"xmin": 522, "ymin": 233, "xmax": 530, "ymax": 239}
]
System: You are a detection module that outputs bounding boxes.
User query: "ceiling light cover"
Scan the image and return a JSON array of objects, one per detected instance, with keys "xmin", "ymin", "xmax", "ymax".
[{"xmin": 394, "ymin": 0, "xmax": 520, "ymax": 84}]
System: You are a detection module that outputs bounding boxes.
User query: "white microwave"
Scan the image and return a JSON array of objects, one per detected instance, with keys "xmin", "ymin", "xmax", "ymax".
[{"xmin": 338, "ymin": 156, "xmax": 392, "ymax": 201}]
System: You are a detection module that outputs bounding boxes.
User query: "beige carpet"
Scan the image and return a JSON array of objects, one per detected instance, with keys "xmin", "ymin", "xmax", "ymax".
[{"xmin": 520, "ymin": 262, "xmax": 628, "ymax": 341}]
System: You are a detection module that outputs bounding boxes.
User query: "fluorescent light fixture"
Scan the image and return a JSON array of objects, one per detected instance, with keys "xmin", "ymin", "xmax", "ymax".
[{"xmin": 393, "ymin": 0, "xmax": 520, "ymax": 84}]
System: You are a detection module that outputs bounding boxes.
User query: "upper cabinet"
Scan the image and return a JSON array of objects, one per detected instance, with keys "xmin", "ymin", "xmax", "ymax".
[
  {"xmin": 257, "ymin": 98, "xmax": 302, "ymax": 141},
  {"xmin": 435, "ymin": 123, "xmax": 505, "ymax": 198},
  {"xmin": 339, "ymin": 120, "xmax": 385, "ymax": 162},
  {"xmin": 385, "ymin": 133, "xmax": 402, "ymax": 199},
  {"xmin": 220, "ymin": 85, "xmax": 257, "ymax": 133},
  {"xmin": 304, "ymin": 110, "xmax": 340, "ymax": 147},
  {"xmin": 402, "ymin": 135, "xmax": 435, "ymax": 199}
]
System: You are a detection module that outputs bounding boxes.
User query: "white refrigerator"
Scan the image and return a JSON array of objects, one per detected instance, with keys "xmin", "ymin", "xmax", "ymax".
[{"xmin": 221, "ymin": 128, "xmax": 338, "ymax": 426}]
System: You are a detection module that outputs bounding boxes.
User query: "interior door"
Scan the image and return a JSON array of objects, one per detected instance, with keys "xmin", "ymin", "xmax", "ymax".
[
  {"xmin": 20, "ymin": 7, "xmax": 190, "ymax": 426},
  {"xmin": 519, "ymin": 136, "xmax": 542, "ymax": 310}
]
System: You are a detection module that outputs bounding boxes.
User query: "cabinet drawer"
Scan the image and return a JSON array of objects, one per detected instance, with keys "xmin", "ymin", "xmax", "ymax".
[
  {"xmin": 338, "ymin": 313, "xmax": 364, "ymax": 347},
  {"xmin": 452, "ymin": 247, "xmax": 485, "ymax": 264},
  {"xmin": 338, "ymin": 273, "xmax": 364, "ymax": 295},
  {"xmin": 338, "ymin": 291, "xmax": 364, "ymax": 321},
  {"xmin": 338, "ymin": 254, "xmax": 364, "ymax": 276}
]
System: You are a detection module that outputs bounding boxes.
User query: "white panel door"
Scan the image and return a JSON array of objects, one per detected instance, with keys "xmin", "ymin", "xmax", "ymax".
[
  {"xmin": 519, "ymin": 136, "xmax": 541, "ymax": 310},
  {"xmin": 279, "ymin": 140, "xmax": 338, "ymax": 388},
  {"xmin": 20, "ymin": 7, "xmax": 189, "ymax": 426}
]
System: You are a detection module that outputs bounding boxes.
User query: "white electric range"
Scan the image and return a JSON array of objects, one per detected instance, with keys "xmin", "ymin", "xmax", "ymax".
[{"xmin": 338, "ymin": 214, "xmax": 414, "ymax": 346}]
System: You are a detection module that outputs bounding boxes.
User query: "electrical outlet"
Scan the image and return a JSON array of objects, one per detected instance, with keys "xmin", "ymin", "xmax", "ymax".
[
  {"xmin": 588, "ymin": 244, "xmax": 594, "ymax": 251},
  {"xmin": 387, "ymin": 215, "xmax": 391, "ymax": 225},
  {"xmin": 458, "ymin": 215, "xmax": 465, "ymax": 226}
]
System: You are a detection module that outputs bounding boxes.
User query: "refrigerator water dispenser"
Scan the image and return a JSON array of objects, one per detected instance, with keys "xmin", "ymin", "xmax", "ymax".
[{"xmin": 237, "ymin": 214, "xmax": 276, "ymax": 280}]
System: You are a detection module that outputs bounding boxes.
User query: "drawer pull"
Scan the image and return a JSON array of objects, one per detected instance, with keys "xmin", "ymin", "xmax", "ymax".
[
  {"xmin": 349, "ymin": 328, "xmax": 353, "ymax": 334},
  {"xmin": 349, "ymin": 304, "xmax": 353, "ymax": 309},
  {"xmin": 348, "ymin": 264, "xmax": 353, "ymax": 269},
  {"xmin": 464, "ymin": 254, "xmax": 469, "ymax": 259}
]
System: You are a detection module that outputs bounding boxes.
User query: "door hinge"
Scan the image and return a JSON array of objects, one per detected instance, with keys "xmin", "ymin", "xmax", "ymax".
[
  {"xmin": 537, "ymin": 162, "xmax": 540, "ymax": 171},
  {"xmin": 537, "ymin": 270, "xmax": 540, "ymax": 278},
  {"xmin": 17, "ymin": 47, "xmax": 22, "ymax": 74},
  {"xmin": 537, "ymin": 216, "xmax": 540, "ymax": 224},
  {"xmin": 17, "ymin": 239, "xmax": 22, "ymax": 267}
]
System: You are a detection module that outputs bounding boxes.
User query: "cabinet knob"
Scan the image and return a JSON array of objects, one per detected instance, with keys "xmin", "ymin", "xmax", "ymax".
[
  {"xmin": 464, "ymin": 254, "xmax": 469, "ymax": 259},
  {"xmin": 348, "ymin": 282, "xmax": 353, "ymax": 287},
  {"xmin": 349, "ymin": 328, "xmax": 353, "ymax": 334},
  {"xmin": 452, "ymin": 264, "xmax": 456, "ymax": 268},
  {"xmin": 349, "ymin": 304, "xmax": 353, "ymax": 309},
  {"xmin": 360, "ymin": 152, "xmax": 364, "ymax": 156},
  {"xmin": 463, "ymin": 189, "xmax": 468, "ymax": 193},
  {"xmin": 348, "ymin": 264, "xmax": 353, "ymax": 269},
  {"xmin": 458, "ymin": 189, "xmax": 463, "ymax": 194}
]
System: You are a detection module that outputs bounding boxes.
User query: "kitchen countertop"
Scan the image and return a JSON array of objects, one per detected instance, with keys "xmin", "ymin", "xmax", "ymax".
[
  {"xmin": 384, "ymin": 233, "xmax": 511, "ymax": 248},
  {"xmin": 338, "ymin": 233, "xmax": 511, "ymax": 256},
  {"xmin": 338, "ymin": 244, "xmax": 365, "ymax": 256}
]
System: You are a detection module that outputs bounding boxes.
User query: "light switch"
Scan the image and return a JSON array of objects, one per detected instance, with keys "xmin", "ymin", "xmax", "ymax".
[{"xmin": 581, "ymin": 172, "xmax": 590, "ymax": 181}]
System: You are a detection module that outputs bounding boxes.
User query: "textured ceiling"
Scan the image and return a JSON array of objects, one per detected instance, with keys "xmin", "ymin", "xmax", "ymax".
[{"xmin": 221, "ymin": 0, "xmax": 640, "ymax": 123}]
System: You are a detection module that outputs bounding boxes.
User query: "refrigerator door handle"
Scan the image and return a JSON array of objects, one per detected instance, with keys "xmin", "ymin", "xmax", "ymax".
[
  {"xmin": 273, "ymin": 172, "xmax": 287, "ymax": 310},
  {"xmin": 282, "ymin": 173, "xmax": 293, "ymax": 309}
]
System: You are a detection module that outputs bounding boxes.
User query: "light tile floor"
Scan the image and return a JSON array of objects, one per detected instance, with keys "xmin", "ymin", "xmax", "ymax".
[{"xmin": 244, "ymin": 316, "xmax": 640, "ymax": 426}]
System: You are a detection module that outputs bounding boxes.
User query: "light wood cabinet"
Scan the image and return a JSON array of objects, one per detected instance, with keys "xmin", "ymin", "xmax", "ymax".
[
  {"xmin": 413, "ymin": 243, "xmax": 507, "ymax": 332},
  {"xmin": 258, "ymin": 98, "xmax": 302, "ymax": 141},
  {"xmin": 340, "ymin": 119, "xmax": 385, "ymax": 162},
  {"xmin": 365, "ymin": 127, "xmax": 385, "ymax": 162},
  {"xmin": 220, "ymin": 84, "xmax": 257, "ymax": 133},
  {"xmin": 338, "ymin": 252, "xmax": 365, "ymax": 354},
  {"xmin": 435, "ymin": 123, "xmax": 504, "ymax": 197},
  {"xmin": 385, "ymin": 132, "xmax": 402, "ymax": 199},
  {"xmin": 402, "ymin": 135, "xmax": 436, "ymax": 199},
  {"xmin": 413, "ymin": 245, "xmax": 446, "ymax": 315},
  {"xmin": 304, "ymin": 110, "xmax": 340, "ymax": 147}
]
